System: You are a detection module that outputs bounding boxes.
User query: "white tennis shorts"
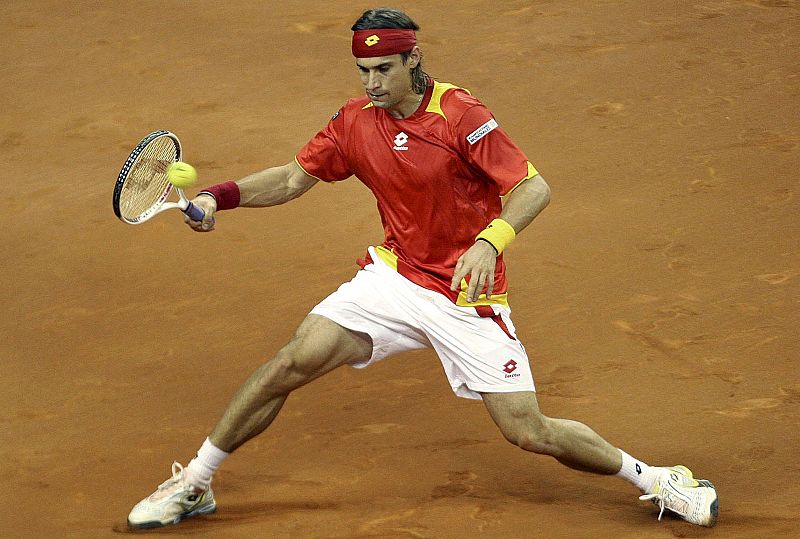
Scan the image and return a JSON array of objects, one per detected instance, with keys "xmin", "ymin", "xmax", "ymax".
[{"xmin": 310, "ymin": 247, "xmax": 535, "ymax": 400}]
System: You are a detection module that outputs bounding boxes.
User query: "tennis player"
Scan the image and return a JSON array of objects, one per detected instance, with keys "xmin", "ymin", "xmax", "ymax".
[{"xmin": 127, "ymin": 8, "xmax": 718, "ymax": 529}]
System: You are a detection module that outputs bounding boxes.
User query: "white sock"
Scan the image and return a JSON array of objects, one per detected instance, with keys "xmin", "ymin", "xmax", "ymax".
[
  {"xmin": 615, "ymin": 449, "xmax": 658, "ymax": 493},
  {"xmin": 185, "ymin": 437, "xmax": 229, "ymax": 490}
]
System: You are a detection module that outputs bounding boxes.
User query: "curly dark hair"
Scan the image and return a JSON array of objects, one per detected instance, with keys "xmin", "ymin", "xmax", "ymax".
[{"xmin": 351, "ymin": 8, "xmax": 429, "ymax": 94}]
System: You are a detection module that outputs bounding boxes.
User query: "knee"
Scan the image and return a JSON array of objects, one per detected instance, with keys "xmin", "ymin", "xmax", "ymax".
[
  {"xmin": 503, "ymin": 416, "xmax": 558, "ymax": 455},
  {"xmin": 258, "ymin": 347, "xmax": 317, "ymax": 394}
]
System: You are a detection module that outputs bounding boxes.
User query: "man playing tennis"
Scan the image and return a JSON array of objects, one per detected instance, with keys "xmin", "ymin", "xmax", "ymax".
[{"xmin": 128, "ymin": 8, "xmax": 718, "ymax": 530}]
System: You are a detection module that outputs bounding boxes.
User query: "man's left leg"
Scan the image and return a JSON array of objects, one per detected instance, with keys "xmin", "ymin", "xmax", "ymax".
[
  {"xmin": 482, "ymin": 390, "xmax": 622, "ymax": 474},
  {"xmin": 482, "ymin": 390, "xmax": 718, "ymax": 527}
]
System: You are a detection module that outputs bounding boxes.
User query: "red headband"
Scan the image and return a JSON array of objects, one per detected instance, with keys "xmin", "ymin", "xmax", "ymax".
[{"xmin": 352, "ymin": 29, "xmax": 417, "ymax": 58}]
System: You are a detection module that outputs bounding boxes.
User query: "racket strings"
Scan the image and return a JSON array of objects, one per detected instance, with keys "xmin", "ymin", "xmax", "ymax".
[{"xmin": 119, "ymin": 138, "xmax": 177, "ymax": 221}]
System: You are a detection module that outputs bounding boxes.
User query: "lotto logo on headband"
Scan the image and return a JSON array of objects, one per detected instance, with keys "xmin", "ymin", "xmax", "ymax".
[{"xmin": 352, "ymin": 29, "xmax": 417, "ymax": 57}]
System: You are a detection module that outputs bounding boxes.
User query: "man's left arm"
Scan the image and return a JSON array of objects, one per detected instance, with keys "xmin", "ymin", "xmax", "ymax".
[{"xmin": 450, "ymin": 174, "xmax": 551, "ymax": 303}]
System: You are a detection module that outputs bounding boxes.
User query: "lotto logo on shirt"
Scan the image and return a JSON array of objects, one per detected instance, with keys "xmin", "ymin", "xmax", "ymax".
[{"xmin": 393, "ymin": 132, "xmax": 409, "ymax": 151}]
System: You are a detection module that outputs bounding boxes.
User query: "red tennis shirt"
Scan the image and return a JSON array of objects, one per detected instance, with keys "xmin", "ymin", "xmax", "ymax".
[{"xmin": 296, "ymin": 80, "xmax": 537, "ymax": 306}]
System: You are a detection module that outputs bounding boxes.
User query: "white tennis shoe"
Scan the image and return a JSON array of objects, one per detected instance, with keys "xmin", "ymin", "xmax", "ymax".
[
  {"xmin": 639, "ymin": 465, "xmax": 718, "ymax": 527},
  {"xmin": 127, "ymin": 462, "xmax": 216, "ymax": 529}
]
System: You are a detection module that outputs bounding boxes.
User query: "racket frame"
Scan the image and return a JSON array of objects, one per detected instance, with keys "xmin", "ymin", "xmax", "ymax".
[{"xmin": 113, "ymin": 130, "xmax": 204, "ymax": 224}]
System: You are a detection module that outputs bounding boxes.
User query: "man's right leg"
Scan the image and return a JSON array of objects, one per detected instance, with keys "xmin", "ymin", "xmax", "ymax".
[
  {"xmin": 209, "ymin": 313, "xmax": 373, "ymax": 453},
  {"xmin": 127, "ymin": 314, "xmax": 372, "ymax": 529}
]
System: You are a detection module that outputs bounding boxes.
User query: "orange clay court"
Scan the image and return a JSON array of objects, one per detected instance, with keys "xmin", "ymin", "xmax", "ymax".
[{"xmin": 1, "ymin": 1, "xmax": 798, "ymax": 538}]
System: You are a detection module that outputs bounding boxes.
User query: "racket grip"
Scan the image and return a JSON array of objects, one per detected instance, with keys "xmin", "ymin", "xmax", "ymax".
[{"xmin": 183, "ymin": 202, "xmax": 206, "ymax": 222}]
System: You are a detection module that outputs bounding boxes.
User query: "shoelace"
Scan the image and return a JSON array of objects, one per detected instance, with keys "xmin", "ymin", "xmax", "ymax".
[
  {"xmin": 156, "ymin": 462, "xmax": 185, "ymax": 491},
  {"xmin": 639, "ymin": 492, "xmax": 667, "ymax": 521}
]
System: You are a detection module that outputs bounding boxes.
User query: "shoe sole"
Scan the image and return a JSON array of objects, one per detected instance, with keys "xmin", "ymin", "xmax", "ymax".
[{"xmin": 127, "ymin": 504, "xmax": 217, "ymax": 529}]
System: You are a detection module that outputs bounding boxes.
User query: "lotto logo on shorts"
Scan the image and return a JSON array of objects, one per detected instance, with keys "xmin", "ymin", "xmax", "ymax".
[{"xmin": 503, "ymin": 359, "xmax": 520, "ymax": 378}]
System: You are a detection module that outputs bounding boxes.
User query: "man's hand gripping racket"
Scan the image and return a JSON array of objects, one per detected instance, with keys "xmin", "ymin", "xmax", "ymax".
[{"xmin": 113, "ymin": 130, "xmax": 215, "ymax": 229}]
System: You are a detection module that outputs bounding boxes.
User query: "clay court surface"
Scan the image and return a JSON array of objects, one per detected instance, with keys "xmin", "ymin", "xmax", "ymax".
[{"xmin": 2, "ymin": 1, "xmax": 798, "ymax": 537}]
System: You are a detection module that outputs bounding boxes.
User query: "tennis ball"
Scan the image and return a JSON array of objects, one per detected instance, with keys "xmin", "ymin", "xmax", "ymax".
[{"xmin": 166, "ymin": 161, "xmax": 198, "ymax": 188}]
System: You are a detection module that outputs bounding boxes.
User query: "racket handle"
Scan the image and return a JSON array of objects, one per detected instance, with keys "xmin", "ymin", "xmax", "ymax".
[{"xmin": 183, "ymin": 202, "xmax": 206, "ymax": 222}]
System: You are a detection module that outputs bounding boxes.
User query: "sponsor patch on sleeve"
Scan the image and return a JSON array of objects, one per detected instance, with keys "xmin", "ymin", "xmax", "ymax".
[{"xmin": 467, "ymin": 118, "xmax": 498, "ymax": 145}]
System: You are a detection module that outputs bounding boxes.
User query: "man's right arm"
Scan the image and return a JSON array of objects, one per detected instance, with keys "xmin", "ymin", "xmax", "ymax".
[
  {"xmin": 234, "ymin": 159, "xmax": 319, "ymax": 208},
  {"xmin": 187, "ymin": 160, "xmax": 319, "ymax": 231}
]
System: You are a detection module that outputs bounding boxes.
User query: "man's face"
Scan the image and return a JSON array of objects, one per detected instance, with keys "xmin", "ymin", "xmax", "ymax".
[{"xmin": 356, "ymin": 53, "xmax": 415, "ymax": 110}]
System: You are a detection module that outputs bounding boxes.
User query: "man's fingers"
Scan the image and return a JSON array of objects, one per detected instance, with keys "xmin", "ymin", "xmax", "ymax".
[
  {"xmin": 485, "ymin": 271, "xmax": 495, "ymax": 299},
  {"xmin": 183, "ymin": 196, "xmax": 218, "ymax": 232},
  {"xmin": 200, "ymin": 217, "xmax": 215, "ymax": 231},
  {"xmin": 451, "ymin": 257, "xmax": 466, "ymax": 290},
  {"xmin": 451, "ymin": 242, "xmax": 498, "ymax": 299},
  {"xmin": 469, "ymin": 270, "xmax": 487, "ymax": 303},
  {"xmin": 478, "ymin": 271, "xmax": 487, "ymax": 297}
]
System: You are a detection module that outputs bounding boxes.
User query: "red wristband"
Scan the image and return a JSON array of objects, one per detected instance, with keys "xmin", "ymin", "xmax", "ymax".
[{"xmin": 199, "ymin": 181, "xmax": 240, "ymax": 211}]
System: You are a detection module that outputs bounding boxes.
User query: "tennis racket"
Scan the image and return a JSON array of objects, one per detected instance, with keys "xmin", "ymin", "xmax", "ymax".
[{"xmin": 112, "ymin": 130, "xmax": 206, "ymax": 225}]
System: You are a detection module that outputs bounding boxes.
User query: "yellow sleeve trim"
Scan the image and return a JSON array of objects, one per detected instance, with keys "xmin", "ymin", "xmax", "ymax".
[
  {"xmin": 504, "ymin": 161, "xmax": 539, "ymax": 197},
  {"xmin": 293, "ymin": 156, "xmax": 327, "ymax": 182},
  {"xmin": 526, "ymin": 161, "xmax": 538, "ymax": 179}
]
